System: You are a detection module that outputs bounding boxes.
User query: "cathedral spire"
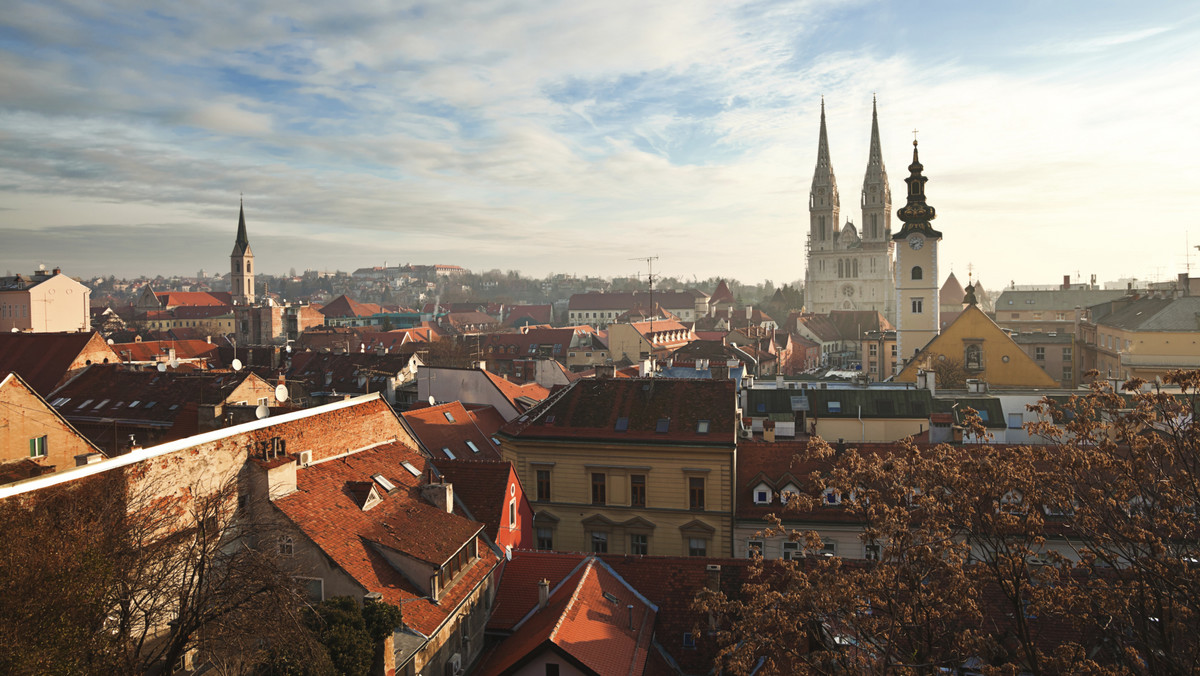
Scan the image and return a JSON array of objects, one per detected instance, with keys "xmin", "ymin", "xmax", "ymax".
[
  {"xmin": 810, "ymin": 97, "xmax": 839, "ymax": 204},
  {"xmin": 866, "ymin": 96, "xmax": 884, "ymax": 171}
]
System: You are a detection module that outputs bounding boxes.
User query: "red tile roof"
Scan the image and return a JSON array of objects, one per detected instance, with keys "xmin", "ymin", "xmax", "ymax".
[
  {"xmin": 154, "ymin": 291, "xmax": 232, "ymax": 308},
  {"xmin": 0, "ymin": 332, "xmax": 118, "ymax": 396},
  {"xmin": 481, "ymin": 371, "xmax": 550, "ymax": 413},
  {"xmin": 504, "ymin": 304, "xmax": 553, "ymax": 327},
  {"xmin": 467, "ymin": 405, "xmax": 508, "ymax": 439},
  {"xmin": 500, "ymin": 379, "xmax": 736, "ymax": 446},
  {"xmin": 111, "ymin": 339, "xmax": 220, "ymax": 362},
  {"xmin": 401, "ymin": 401, "xmax": 503, "ymax": 461},
  {"xmin": 433, "ymin": 459, "xmax": 515, "ymax": 542},
  {"xmin": 273, "ymin": 441, "xmax": 497, "ymax": 636},
  {"xmin": 318, "ymin": 294, "xmax": 385, "ymax": 318},
  {"xmin": 707, "ymin": 280, "xmax": 734, "ymax": 305},
  {"xmin": 477, "ymin": 556, "xmax": 656, "ymax": 676}
]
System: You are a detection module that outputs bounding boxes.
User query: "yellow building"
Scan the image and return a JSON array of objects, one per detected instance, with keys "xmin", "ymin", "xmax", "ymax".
[
  {"xmin": 498, "ymin": 378, "xmax": 738, "ymax": 558},
  {"xmin": 1091, "ymin": 295, "xmax": 1200, "ymax": 380},
  {"xmin": 895, "ymin": 292, "xmax": 1058, "ymax": 388}
]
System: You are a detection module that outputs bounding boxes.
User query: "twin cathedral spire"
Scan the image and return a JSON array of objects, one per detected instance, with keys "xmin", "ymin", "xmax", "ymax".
[{"xmin": 804, "ymin": 97, "xmax": 897, "ymax": 321}]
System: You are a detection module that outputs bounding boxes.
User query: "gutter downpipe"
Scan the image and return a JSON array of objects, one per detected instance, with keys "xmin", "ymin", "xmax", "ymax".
[{"xmin": 858, "ymin": 405, "xmax": 865, "ymax": 442}]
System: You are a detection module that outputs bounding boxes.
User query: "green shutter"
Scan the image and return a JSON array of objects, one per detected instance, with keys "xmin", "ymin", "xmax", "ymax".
[{"xmin": 29, "ymin": 438, "xmax": 36, "ymax": 457}]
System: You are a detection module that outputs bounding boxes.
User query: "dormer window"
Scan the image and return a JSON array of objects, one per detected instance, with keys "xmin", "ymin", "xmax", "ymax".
[
  {"xmin": 753, "ymin": 483, "xmax": 772, "ymax": 505},
  {"xmin": 822, "ymin": 487, "xmax": 842, "ymax": 506}
]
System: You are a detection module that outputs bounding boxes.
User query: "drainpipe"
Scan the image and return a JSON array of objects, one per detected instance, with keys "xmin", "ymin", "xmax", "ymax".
[{"xmin": 858, "ymin": 405, "xmax": 865, "ymax": 442}]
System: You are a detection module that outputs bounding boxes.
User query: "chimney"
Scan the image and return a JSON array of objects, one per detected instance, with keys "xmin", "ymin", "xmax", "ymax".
[
  {"xmin": 1179, "ymin": 273, "xmax": 1190, "ymax": 298},
  {"xmin": 537, "ymin": 579, "xmax": 550, "ymax": 609},
  {"xmin": 705, "ymin": 564, "xmax": 721, "ymax": 591},
  {"xmin": 627, "ymin": 605, "xmax": 635, "ymax": 630},
  {"xmin": 1062, "ymin": 274, "xmax": 1070, "ymax": 290},
  {"xmin": 52, "ymin": 267, "xmax": 61, "ymax": 276},
  {"xmin": 74, "ymin": 452, "xmax": 104, "ymax": 466},
  {"xmin": 746, "ymin": 305, "xmax": 753, "ymax": 320},
  {"xmin": 422, "ymin": 482, "xmax": 454, "ymax": 513}
]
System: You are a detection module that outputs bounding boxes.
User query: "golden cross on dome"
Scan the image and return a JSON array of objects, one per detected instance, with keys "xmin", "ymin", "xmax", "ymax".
[{"xmin": 912, "ymin": 128, "xmax": 919, "ymax": 144}]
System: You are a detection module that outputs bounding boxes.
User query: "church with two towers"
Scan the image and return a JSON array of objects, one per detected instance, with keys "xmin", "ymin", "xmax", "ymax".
[{"xmin": 804, "ymin": 98, "xmax": 941, "ymax": 372}]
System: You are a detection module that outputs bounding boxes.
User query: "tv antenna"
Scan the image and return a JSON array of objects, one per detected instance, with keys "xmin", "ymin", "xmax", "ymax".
[{"xmin": 630, "ymin": 255, "xmax": 659, "ymax": 337}]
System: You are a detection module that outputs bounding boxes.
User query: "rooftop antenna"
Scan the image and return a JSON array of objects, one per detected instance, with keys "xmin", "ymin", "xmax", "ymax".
[{"xmin": 630, "ymin": 255, "xmax": 659, "ymax": 337}]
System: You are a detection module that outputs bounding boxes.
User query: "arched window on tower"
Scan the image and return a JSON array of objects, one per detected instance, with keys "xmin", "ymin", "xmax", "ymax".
[
  {"xmin": 837, "ymin": 259, "xmax": 844, "ymax": 278},
  {"xmin": 818, "ymin": 216, "xmax": 826, "ymax": 241},
  {"xmin": 853, "ymin": 259, "xmax": 859, "ymax": 278},
  {"xmin": 911, "ymin": 266, "xmax": 923, "ymax": 280},
  {"xmin": 246, "ymin": 262, "xmax": 251, "ymax": 273}
]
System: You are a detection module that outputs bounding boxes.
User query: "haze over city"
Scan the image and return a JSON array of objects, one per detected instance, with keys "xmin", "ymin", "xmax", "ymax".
[{"xmin": 2, "ymin": 1, "xmax": 1198, "ymax": 286}]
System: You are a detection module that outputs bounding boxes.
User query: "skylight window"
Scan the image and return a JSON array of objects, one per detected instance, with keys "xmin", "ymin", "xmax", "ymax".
[
  {"xmin": 443, "ymin": 411, "xmax": 455, "ymax": 423},
  {"xmin": 827, "ymin": 401, "xmax": 842, "ymax": 413},
  {"xmin": 656, "ymin": 418, "xmax": 670, "ymax": 433},
  {"xmin": 466, "ymin": 440, "xmax": 480, "ymax": 453},
  {"xmin": 372, "ymin": 473, "xmax": 397, "ymax": 492},
  {"xmin": 94, "ymin": 399, "xmax": 109, "ymax": 409},
  {"xmin": 697, "ymin": 420, "xmax": 710, "ymax": 434},
  {"xmin": 145, "ymin": 401, "xmax": 157, "ymax": 409},
  {"xmin": 401, "ymin": 461, "xmax": 421, "ymax": 477},
  {"xmin": 129, "ymin": 401, "xmax": 140, "ymax": 408},
  {"xmin": 545, "ymin": 415, "xmax": 555, "ymax": 424},
  {"xmin": 615, "ymin": 417, "xmax": 629, "ymax": 432},
  {"xmin": 77, "ymin": 399, "xmax": 93, "ymax": 409},
  {"xmin": 51, "ymin": 397, "xmax": 69, "ymax": 407},
  {"xmin": 602, "ymin": 591, "xmax": 619, "ymax": 604},
  {"xmin": 756, "ymin": 403, "xmax": 766, "ymax": 413},
  {"xmin": 443, "ymin": 447, "xmax": 456, "ymax": 459}
]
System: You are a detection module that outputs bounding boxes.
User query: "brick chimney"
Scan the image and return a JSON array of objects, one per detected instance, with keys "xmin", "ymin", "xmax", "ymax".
[
  {"xmin": 422, "ymin": 481, "xmax": 454, "ymax": 513},
  {"xmin": 537, "ymin": 578, "xmax": 550, "ymax": 610}
]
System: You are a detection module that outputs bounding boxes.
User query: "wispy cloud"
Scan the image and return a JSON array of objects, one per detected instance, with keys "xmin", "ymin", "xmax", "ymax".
[{"xmin": 0, "ymin": 1, "xmax": 1198, "ymax": 287}]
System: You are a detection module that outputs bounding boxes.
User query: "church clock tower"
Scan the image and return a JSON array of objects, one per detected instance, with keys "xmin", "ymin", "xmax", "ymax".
[
  {"xmin": 892, "ymin": 139, "xmax": 941, "ymax": 371},
  {"xmin": 231, "ymin": 199, "xmax": 255, "ymax": 306}
]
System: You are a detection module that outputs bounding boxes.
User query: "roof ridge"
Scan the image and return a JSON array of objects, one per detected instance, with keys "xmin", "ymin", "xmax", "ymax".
[
  {"xmin": 509, "ymin": 553, "xmax": 593, "ymax": 632},
  {"xmin": 548, "ymin": 557, "xmax": 596, "ymax": 643}
]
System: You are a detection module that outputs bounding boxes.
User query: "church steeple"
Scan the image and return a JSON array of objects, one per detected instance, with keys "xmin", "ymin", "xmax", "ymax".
[
  {"xmin": 230, "ymin": 198, "xmax": 255, "ymax": 305},
  {"xmin": 893, "ymin": 140, "xmax": 942, "ymax": 240},
  {"xmin": 232, "ymin": 198, "xmax": 252, "ymax": 257},
  {"xmin": 811, "ymin": 98, "xmax": 838, "ymax": 197},
  {"xmin": 861, "ymin": 95, "xmax": 891, "ymax": 242}
]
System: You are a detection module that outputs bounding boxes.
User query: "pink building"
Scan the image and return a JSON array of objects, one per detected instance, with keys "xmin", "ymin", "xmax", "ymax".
[{"xmin": 0, "ymin": 268, "xmax": 91, "ymax": 333}]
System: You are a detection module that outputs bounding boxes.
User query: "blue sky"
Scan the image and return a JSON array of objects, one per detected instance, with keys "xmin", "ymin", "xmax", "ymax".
[{"xmin": 2, "ymin": 0, "xmax": 1198, "ymax": 290}]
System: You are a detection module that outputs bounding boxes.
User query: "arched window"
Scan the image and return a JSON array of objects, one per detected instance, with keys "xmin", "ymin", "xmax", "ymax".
[
  {"xmin": 911, "ymin": 266, "xmax": 923, "ymax": 280},
  {"xmin": 246, "ymin": 262, "xmax": 251, "ymax": 273},
  {"xmin": 852, "ymin": 259, "xmax": 859, "ymax": 278},
  {"xmin": 837, "ymin": 259, "xmax": 844, "ymax": 278},
  {"xmin": 818, "ymin": 216, "xmax": 826, "ymax": 241}
]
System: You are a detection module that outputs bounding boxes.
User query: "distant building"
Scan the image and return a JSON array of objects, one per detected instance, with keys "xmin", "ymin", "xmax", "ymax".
[
  {"xmin": 0, "ymin": 267, "xmax": 91, "ymax": 333},
  {"xmin": 230, "ymin": 200, "xmax": 255, "ymax": 306}
]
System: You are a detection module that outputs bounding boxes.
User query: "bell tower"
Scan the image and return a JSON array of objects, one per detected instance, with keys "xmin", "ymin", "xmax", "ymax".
[
  {"xmin": 231, "ymin": 199, "xmax": 255, "ymax": 306},
  {"xmin": 892, "ymin": 139, "xmax": 941, "ymax": 371},
  {"xmin": 804, "ymin": 98, "xmax": 841, "ymax": 314}
]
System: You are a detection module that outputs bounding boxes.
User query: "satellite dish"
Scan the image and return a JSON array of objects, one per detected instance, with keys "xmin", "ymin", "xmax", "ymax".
[
  {"xmin": 11, "ymin": 327, "xmax": 19, "ymax": 332},
  {"xmin": 428, "ymin": 395, "xmax": 436, "ymax": 406},
  {"xmin": 286, "ymin": 344, "xmax": 292, "ymax": 353},
  {"xmin": 107, "ymin": 338, "xmax": 115, "ymax": 345},
  {"xmin": 157, "ymin": 363, "xmax": 167, "ymax": 372},
  {"xmin": 169, "ymin": 358, "xmax": 179, "ymax": 368},
  {"xmin": 275, "ymin": 384, "xmax": 289, "ymax": 402},
  {"xmin": 231, "ymin": 358, "xmax": 243, "ymax": 372},
  {"xmin": 255, "ymin": 405, "xmax": 269, "ymax": 419}
]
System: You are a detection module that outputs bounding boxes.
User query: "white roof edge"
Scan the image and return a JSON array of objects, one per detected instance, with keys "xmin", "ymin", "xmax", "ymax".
[{"xmin": 0, "ymin": 392, "xmax": 384, "ymax": 500}]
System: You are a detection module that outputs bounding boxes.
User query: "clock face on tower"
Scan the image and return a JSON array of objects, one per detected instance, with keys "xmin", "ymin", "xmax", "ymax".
[{"xmin": 907, "ymin": 234, "xmax": 924, "ymax": 250}]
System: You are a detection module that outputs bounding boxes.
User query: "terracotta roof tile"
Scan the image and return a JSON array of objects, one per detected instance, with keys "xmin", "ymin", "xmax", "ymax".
[
  {"xmin": 273, "ymin": 442, "xmax": 498, "ymax": 636},
  {"xmin": 432, "ymin": 459, "xmax": 514, "ymax": 542},
  {"xmin": 402, "ymin": 401, "xmax": 502, "ymax": 461},
  {"xmin": 0, "ymin": 332, "xmax": 118, "ymax": 396}
]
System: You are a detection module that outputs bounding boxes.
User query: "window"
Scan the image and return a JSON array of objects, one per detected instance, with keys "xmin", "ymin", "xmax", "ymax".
[
  {"xmin": 782, "ymin": 541, "xmax": 801, "ymax": 560},
  {"xmin": 1062, "ymin": 367, "xmax": 1073, "ymax": 383},
  {"xmin": 630, "ymin": 533, "xmax": 648, "ymax": 555},
  {"xmin": 822, "ymin": 488, "xmax": 842, "ymax": 506},
  {"xmin": 869, "ymin": 344, "xmax": 877, "ymax": 357},
  {"xmin": 630, "ymin": 475, "xmax": 646, "ymax": 507},
  {"xmin": 545, "ymin": 665, "xmax": 560, "ymax": 676},
  {"xmin": 911, "ymin": 298, "xmax": 923, "ymax": 313},
  {"xmin": 28, "ymin": 436, "xmax": 47, "ymax": 458},
  {"xmin": 591, "ymin": 531, "xmax": 608, "ymax": 554},
  {"xmin": 278, "ymin": 536, "xmax": 294, "ymax": 556},
  {"xmin": 465, "ymin": 440, "xmax": 480, "ymax": 454},
  {"xmin": 911, "ymin": 266, "xmax": 923, "ymax": 280},
  {"xmin": 688, "ymin": 538, "xmax": 708, "ymax": 557},
  {"xmin": 747, "ymin": 540, "xmax": 764, "ymax": 558},
  {"xmin": 1008, "ymin": 412, "xmax": 1023, "ymax": 429},
  {"xmin": 508, "ymin": 499, "xmax": 516, "ymax": 526},
  {"xmin": 297, "ymin": 577, "xmax": 323, "ymax": 603},
  {"xmin": 442, "ymin": 447, "xmax": 456, "ymax": 460},
  {"xmin": 536, "ymin": 470, "xmax": 551, "ymax": 501},
  {"xmin": 443, "ymin": 411, "xmax": 456, "ymax": 422},
  {"xmin": 614, "ymin": 417, "xmax": 629, "ymax": 432},
  {"xmin": 401, "ymin": 461, "xmax": 421, "ymax": 477},
  {"xmin": 1035, "ymin": 346, "xmax": 1045, "ymax": 360},
  {"xmin": 689, "ymin": 477, "xmax": 705, "ymax": 511},
  {"xmin": 696, "ymin": 420, "xmax": 710, "ymax": 434},
  {"xmin": 655, "ymin": 418, "xmax": 670, "ymax": 433},
  {"xmin": 1063, "ymin": 346, "xmax": 1073, "ymax": 359},
  {"xmin": 754, "ymin": 488, "xmax": 770, "ymax": 505},
  {"xmin": 827, "ymin": 401, "xmax": 841, "ymax": 413},
  {"xmin": 536, "ymin": 527, "xmax": 553, "ymax": 550},
  {"xmin": 864, "ymin": 543, "xmax": 881, "ymax": 561},
  {"xmin": 592, "ymin": 473, "xmax": 606, "ymax": 505},
  {"xmin": 965, "ymin": 344, "xmax": 982, "ymax": 370},
  {"xmin": 819, "ymin": 540, "xmax": 837, "ymax": 557}
]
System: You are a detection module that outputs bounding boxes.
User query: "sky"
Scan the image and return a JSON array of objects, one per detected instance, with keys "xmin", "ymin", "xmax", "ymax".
[{"xmin": 2, "ymin": 1, "xmax": 1199, "ymax": 290}]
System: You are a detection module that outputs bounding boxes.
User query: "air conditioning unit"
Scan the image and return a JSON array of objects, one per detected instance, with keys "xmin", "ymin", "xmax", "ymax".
[
  {"xmin": 449, "ymin": 653, "xmax": 463, "ymax": 676},
  {"xmin": 298, "ymin": 450, "xmax": 312, "ymax": 467},
  {"xmin": 739, "ymin": 429, "xmax": 753, "ymax": 439}
]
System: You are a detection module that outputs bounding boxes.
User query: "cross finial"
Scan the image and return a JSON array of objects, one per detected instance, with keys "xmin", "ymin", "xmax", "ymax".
[{"xmin": 912, "ymin": 128, "xmax": 919, "ymax": 145}]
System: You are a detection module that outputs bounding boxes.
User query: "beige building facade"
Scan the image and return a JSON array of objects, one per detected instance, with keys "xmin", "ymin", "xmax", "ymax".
[{"xmin": 0, "ymin": 268, "xmax": 91, "ymax": 333}]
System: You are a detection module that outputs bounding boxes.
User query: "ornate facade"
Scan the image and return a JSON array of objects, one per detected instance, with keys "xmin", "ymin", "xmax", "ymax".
[{"xmin": 804, "ymin": 99, "xmax": 896, "ymax": 322}]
